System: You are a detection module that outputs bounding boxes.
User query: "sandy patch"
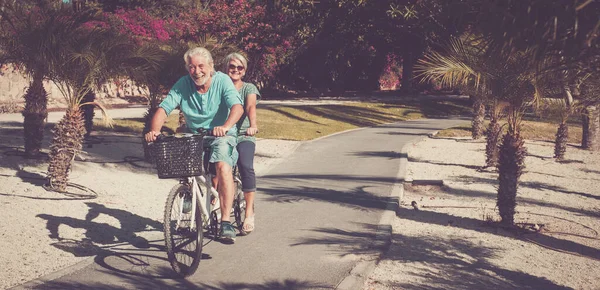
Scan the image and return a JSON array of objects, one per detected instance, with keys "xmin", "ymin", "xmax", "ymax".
[
  {"xmin": 366, "ymin": 137, "xmax": 600, "ymax": 290},
  {"xmin": 0, "ymin": 129, "xmax": 300, "ymax": 289}
]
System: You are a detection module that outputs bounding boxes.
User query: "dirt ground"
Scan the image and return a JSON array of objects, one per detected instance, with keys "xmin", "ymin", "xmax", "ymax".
[{"xmin": 366, "ymin": 136, "xmax": 600, "ymax": 290}]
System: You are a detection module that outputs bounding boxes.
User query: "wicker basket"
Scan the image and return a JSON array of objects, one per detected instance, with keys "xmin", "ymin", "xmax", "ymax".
[{"xmin": 151, "ymin": 135, "xmax": 205, "ymax": 179}]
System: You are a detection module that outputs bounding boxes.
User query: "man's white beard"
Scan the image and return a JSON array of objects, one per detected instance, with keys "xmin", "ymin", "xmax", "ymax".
[{"xmin": 193, "ymin": 74, "xmax": 208, "ymax": 86}]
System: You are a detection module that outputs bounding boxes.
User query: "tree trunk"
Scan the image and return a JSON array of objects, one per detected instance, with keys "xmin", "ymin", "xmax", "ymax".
[
  {"xmin": 582, "ymin": 105, "xmax": 600, "ymax": 151},
  {"xmin": 143, "ymin": 106, "xmax": 159, "ymax": 162},
  {"xmin": 554, "ymin": 122, "xmax": 568, "ymax": 160},
  {"xmin": 47, "ymin": 107, "xmax": 86, "ymax": 192},
  {"xmin": 22, "ymin": 74, "xmax": 48, "ymax": 158},
  {"xmin": 485, "ymin": 118, "xmax": 502, "ymax": 168},
  {"xmin": 81, "ymin": 90, "xmax": 96, "ymax": 139},
  {"xmin": 472, "ymin": 97, "xmax": 485, "ymax": 139},
  {"xmin": 401, "ymin": 50, "xmax": 414, "ymax": 93},
  {"xmin": 497, "ymin": 131, "xmax": 527, "ymax": 225}
]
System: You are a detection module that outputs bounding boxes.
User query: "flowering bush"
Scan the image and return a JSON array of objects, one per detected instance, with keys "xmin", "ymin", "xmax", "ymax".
[
  {"xmin": 379, "ymin": 54, "xmax": 402, "ymax": 90},
  {"xmin": 86, "ymin": 1, "xmax": 300, "ymax": 89},
  {"xmin": 173, "ymin": 0, "xmax": 296, "ymax": 87},
  {"xmin": 85, "ymin": 8, "xmax": 172, "ymax": 44}
]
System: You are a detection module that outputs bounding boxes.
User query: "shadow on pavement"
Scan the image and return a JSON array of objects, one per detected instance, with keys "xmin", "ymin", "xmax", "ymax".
[
  {"xmin": 351, "ymin": 151, "xmax": 408, "ymax": 159},
  {"xmin": 381, "ymin": 233, "xmax": 572, "ymax": 290},
  {"xmin": 396, "ymin": 206, "xmax": 600, "ymax": 262},
  {"xmin": 259, "ymin": 180, "xmax": 397, "ymax": 212},
  {"xmin": 290, "ymin": 222, "xmax": 386, "ymax": 257},
  {"xmin": 34, "ymin": 202, "xmax": 176, "ymax": 277},
  {"xmin": 450, "ymin": 175, "xmax": 600, "ymax": 214},
  {"xmin": 32, "ymin": 278, "xmax": 327, "ymax": 290}
]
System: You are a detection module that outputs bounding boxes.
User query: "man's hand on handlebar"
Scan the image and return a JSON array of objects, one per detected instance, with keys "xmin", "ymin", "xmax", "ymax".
[
  {"xmin": 145, "ymin": 131, "xmax": 161, "ymax": 143},
  {"xmin": 212, "ymin": 126, "xmax": 229, "ymax": 137},
  {"xmin": 246, "ymin": 127, "xmax": 258, "ymax": 136}
]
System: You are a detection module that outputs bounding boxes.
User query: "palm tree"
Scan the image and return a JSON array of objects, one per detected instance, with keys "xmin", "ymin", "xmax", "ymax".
[
  {"xmin": 471, "ymin": 95, "xmax": 486, "ymax": 139},
  {"xmin": 0, "ymin": 2, "xmax": 90, "ymax": 158},
  {"xmin": 417, "ymin": 36, "xmax": 538, "ymax": 225},
  {"xmin": 579, "ymin": 73, "xmax": 600, "ymax": 151},
  {"xmin": 582, "ymin": 105, "xmax": 600, "ymax": 150},
  {"xmin": 489, "ymin": 49, "xmax": 535, "ymax": 225},
  {"xmin": 416, "ymin": 36, "xmax": 502, "ymax": 165},
  {"xmin": 496, "ymin": 104, "xmax": 527, "ymax": 225},
  {"xmin": 484, "ymin": 100, "xmax": 507, "ymax": 168},
  {"xmin": 46, "ymin": 28, "xmax": 162, "ymax": 192}
]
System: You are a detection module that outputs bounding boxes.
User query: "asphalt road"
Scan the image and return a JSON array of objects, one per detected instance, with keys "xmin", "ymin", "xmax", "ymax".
[{"xmin": 7, "ymin": 115, "xmax": 466, "ymax": 290}]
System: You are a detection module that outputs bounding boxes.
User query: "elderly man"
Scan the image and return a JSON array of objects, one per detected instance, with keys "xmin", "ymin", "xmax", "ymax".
[{"xmin": 145, "ymin": 47, "xmax": 243, "ymax": 243}]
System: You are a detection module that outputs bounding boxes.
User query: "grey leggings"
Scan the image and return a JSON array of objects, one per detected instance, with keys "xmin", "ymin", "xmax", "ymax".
[{"xmin": 236, "ymin": 141, "xmax": 256, "ymax": 192}]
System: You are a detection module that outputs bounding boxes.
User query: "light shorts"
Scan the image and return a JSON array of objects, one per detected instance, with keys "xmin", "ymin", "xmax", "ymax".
[{"xmin": 204, "ymin": 135, "xmax": 238, "ymax": 169}]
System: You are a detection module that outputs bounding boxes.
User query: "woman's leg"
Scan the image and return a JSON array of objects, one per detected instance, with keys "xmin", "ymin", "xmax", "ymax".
[{"xmin": 237, "ymin": 141, "xmax": 256, "ymax": 219}]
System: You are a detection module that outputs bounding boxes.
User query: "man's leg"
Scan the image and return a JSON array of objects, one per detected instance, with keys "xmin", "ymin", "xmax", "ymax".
[
  {"xmin": 215, "ymin": 161, "xmax": 234, "ymax": 222},
  {"xmin": 207, "ymin": 135, "xmax": 239, "ymax": 243}
]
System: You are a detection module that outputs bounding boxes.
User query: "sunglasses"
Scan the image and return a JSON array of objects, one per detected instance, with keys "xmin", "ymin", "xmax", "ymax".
[{"xmin": 228, "ymin": 64, "xmax": 245, "ymax": 71}]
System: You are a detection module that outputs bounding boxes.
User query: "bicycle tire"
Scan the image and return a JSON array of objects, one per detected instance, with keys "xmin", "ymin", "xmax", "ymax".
[
  {"xmin": 164, "ymin": 184, "xmax": 203, "ymax": 277},
  {"xmin": 209, "ymin": 211, "xmax": 219, "ymax": 238},
  {"xmin": 233, "ymin": 177, "xmax": 246, "ymax": 233}
]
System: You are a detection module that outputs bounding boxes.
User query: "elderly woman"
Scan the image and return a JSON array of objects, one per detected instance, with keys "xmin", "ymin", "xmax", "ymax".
[{"xmin": 223, "ymin": 52, "xmax": 260, "ymax": 234}]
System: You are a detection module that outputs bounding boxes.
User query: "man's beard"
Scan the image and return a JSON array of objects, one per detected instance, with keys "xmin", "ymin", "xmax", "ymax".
[{"xmin": 192, "ymin": 73, "xmax": 209, "ymax": 86}]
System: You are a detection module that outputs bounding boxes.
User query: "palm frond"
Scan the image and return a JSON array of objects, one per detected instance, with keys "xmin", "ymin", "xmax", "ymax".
[
  {"xmin": 416, "ymin": 51, "xmax": 476, "ymax": 87},
  {"xmin": 80, "ymin": 101, "xmax": 113, "ymax": 128}
]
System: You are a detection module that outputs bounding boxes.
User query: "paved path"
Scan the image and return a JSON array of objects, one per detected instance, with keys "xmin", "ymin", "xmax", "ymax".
[{"xmin": 10, "ymin": 114, "xmax": 466, "ymax": 289}]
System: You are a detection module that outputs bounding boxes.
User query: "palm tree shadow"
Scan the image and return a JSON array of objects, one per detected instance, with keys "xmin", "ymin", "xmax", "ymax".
[
  {"xmin": 556, "ymin": 159, "xmax": 584, "ymax": 164},
  {"xmin": 291, "ymin": 223, "xmax": 388, "ymax": 256},
  {"xmin": 449, "ymin": 175, "xmax": 600, "ymax": 216},
  {"xmin": 581, "ymin": 168, "xmax": 600, "ymax": 175},
  {"xmin": 382, "ymin": 233, "xmax": 572, "ymax": 290},
  {"xmin": 262, "ymin": 106, "xmax": 323, "ymax": 124},
  {"xmin": 15, "ymin": 170, "xmax": 47, "ymax": 186},
  {"xmin": 521, "ymin": 180, "xmax": 600, "ymax": 200},
  {"xmin": 259, "ymin": 181, "xmax": 396, "ymax": 212},
  {"xmin": 351, "ymin": 151, "xmax": 407, "ymax": 159},
  {"xmin": 409, "ymin": 156, "xmax": 483, "ymax": 170},
  {"xmin": 396, "ymin": 206, "xmax": 600, "ymax": 261}
]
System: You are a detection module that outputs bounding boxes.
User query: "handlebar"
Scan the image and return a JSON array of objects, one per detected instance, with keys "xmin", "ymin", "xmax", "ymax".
[
  {"xmin": 147, "ymin": 128, "xmax": 257, "ymax": 145},
  {"xmin": 197, "ymin": 128, "xmax": 258, "ymax": 136}
]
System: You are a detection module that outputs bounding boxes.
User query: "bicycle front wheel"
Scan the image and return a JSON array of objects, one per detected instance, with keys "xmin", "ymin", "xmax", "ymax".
[{"xmin": 164, "ymin": 184, "xmax": 203, "ymax": 277}]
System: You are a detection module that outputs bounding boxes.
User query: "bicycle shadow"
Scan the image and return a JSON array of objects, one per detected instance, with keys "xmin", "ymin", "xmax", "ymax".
[{"xmin": 36, "ymin": 202, "xmax": 212, "ymax": 279}]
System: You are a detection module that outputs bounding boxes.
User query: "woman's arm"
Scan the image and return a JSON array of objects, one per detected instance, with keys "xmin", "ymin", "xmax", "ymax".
[{"xmin": 245, "ymin": 93, "xmax": 258, "ymax": 135}]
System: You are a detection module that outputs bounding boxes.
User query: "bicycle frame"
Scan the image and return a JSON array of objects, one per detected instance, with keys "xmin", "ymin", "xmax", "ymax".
[
  {"xmin": 175, "ymin": 175, "xmax": 219, "ymax": 232},
  {"xmin": 167, "ymin": 133, "xmax": 243, "ymax": 236}
]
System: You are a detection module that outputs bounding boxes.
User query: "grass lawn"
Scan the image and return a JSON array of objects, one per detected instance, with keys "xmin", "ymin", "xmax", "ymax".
[
  {"xmin": 95, "ymin": 97, "xmax": 579, "ymax": 143},
  {"xmin": 437, "ymin": 120, "xmax": 583, "ymax": 143},
  {"xmin": 95, "ymin": 99, "xmax": 468, "ymax": 141}
]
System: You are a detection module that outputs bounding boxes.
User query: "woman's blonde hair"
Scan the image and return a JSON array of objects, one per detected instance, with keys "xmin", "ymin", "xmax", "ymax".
[{"xmin": 223, "ymin": 52, "xmax": 248, "ymax": 72}]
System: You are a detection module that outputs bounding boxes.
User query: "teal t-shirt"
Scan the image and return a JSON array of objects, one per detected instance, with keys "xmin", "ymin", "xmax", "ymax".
[
  {"xmin": 236, "ymin": 82, "xmax": 261, "ymax": 134},
  {"xmin": 160, "ymin": 72, "xmax": 242, "ymax": 135}
]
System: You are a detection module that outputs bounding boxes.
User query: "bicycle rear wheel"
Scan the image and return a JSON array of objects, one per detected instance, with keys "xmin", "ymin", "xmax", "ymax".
[
  {"xmin": 233, "ymin": 174, "xmax": 246, "ymax": 233},
  {"xmin": 164, "ymin": 184, "xmax": 203, "ymax": 277}
]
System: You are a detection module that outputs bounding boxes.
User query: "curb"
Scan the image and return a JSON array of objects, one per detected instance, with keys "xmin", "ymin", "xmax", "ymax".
[
  {"xmin": 335, "ymin": 137, "xmax": 410, "ymax": 290},
  {"xmin": 335, "ymin": 130, "xmax": 440, "ymax": 290}
]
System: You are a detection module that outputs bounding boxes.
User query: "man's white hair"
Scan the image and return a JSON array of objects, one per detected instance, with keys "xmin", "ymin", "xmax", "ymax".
[{"xmin": 184, "ymin": 47, "xmax": 214, "ymax": 68}]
